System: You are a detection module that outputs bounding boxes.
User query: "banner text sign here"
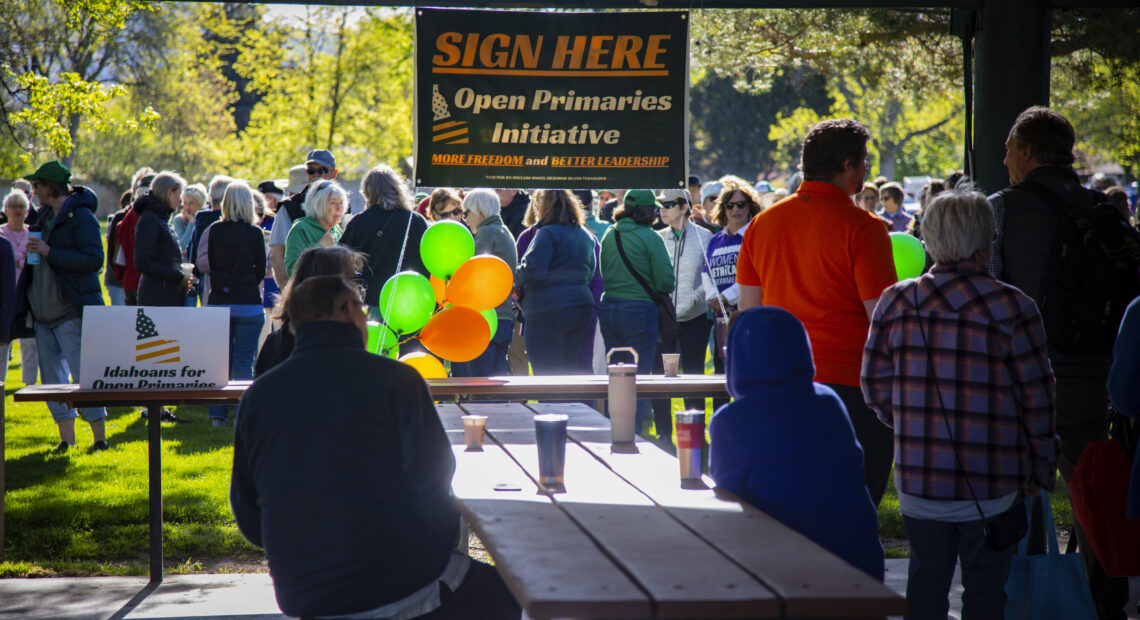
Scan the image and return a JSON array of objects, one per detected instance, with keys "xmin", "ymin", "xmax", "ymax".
[{"xmin": 414, "ymin": 9, "xmax": 689, "ymax": 190}]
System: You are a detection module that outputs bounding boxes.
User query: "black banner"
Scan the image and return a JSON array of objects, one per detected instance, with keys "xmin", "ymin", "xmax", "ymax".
[{"xmin": 414, "ymin": 8, "xmax": 689, "ymax": 190}]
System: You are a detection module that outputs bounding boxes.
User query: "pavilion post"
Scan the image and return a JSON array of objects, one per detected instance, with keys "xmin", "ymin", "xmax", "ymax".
[{"xmin": 973, "ymin": 0, "xmax": 1051, "ymax": 195}]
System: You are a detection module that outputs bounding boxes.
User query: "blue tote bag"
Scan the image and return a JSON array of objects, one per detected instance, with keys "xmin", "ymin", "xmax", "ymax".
[{"xmin": 1004, "ymin": 490, "xmax": 1096, "ymax": 620}]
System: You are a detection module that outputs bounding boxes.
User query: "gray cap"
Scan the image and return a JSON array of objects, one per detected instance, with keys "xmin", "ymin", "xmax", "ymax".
[{"xmin": 306, "ymin": 149, "xmax": 336, "ymax": 170}]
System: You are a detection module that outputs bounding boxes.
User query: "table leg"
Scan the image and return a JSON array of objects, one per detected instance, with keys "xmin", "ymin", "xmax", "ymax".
[{"xmin": 148, "ymin": 404, "xmax": 163, "ymax": 583}]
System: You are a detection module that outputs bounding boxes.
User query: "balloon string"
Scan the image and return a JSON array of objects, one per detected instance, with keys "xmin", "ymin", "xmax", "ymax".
[{"xmin": 379, "ymin": 210, "xmax": 417, "ymax": 340}]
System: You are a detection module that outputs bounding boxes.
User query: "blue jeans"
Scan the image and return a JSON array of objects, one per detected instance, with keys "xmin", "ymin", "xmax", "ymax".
[
  {"xmin": 35, "ymin": 318, "xmax": 107, "ymax": 422},
  {"xmin": 902, "ymin": 514, "xmax": 1015, "ymax": 620},
  {"xmin": 599, "ymin": 298, "xmax": 658, "ymax": 429},
  {"xmin": 524, "ymin": 305, "xmax": 593, "ymax": 374},
  {"xmin": 209, "ymin": 313, "xmax": 266, "ymax": 421},
  {"xmin": 453, "ymin": 318, "xmax": 514, "ymax": 377},
  {"xmin": 107, "ymin": 285, "xmax": 125, "ymax": 306}
]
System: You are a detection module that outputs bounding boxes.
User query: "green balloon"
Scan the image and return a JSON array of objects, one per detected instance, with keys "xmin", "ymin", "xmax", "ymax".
[
  {"xmin": 480, "ymin": 308, "xmax": 498, "ymax": 337},
  {"xmin": 378, "ymin": 271, "xmax": 436, "ymax": 334},
  {"xmin": 890, "ymin": 232, "xmax": 925, "ymax": 280},
  {"xmin": 366, "ymin": 321, "xmax": 399, "ymax": 357},
  {"xmin": 420, "ymin": 220, "xmax": 475, "ymax": 279}
]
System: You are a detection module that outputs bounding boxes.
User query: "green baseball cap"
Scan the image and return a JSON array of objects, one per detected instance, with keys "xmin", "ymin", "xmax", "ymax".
[
  {"xmin": 623, "ymin": 189, "xmax": 663, "ymax": 209},
  {"xmin": 23, "ymin": 160, "xmax": 71, "ymax": 185}
]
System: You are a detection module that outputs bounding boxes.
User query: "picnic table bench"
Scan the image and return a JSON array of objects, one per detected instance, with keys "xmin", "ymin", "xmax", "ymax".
[{"xmin": 441, "ymin": 401, "xmax": 906, "ymax": 619}]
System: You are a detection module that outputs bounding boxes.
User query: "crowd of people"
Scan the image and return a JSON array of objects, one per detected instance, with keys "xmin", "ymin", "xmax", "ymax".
[{"xmin": 2, "ymin": 105, "xmax": 1139, "ymax": 620}]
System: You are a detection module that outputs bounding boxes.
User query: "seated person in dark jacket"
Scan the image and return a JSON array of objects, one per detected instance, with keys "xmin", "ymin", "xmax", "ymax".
[
  {"xmin": 231, "ymin": 275, "xmax": 520, "ymax": 619},
  {"xmin": 709, "ymin": 306, "xmax": 885, "ymax": 582},
  {"xmin": 252, "ymin": 245, "xmax": 362, "ymax": 378}
]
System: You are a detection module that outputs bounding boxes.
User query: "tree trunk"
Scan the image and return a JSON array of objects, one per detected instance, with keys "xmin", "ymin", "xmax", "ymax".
[
  {"xmin": 62, "ymin": 111, "xmax": 81, "ymax": 167},
  {"xmin": 879, "ymin": 143, "xmax": 898, "ymax": 182}
]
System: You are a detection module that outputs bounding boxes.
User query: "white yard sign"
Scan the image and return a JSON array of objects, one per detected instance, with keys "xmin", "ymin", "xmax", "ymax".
[{"xmin": 80, "ymin": 306, "xmax": 230, "ymax": 390}]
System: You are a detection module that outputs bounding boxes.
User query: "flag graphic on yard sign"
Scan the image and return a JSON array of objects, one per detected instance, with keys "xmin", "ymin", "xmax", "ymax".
[{"xmin": 135, "ymin": 309, "xmax": 180, "ymax": 364}]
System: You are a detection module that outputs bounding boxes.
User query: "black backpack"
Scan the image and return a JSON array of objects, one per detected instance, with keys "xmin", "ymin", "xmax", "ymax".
[{"xmin": 1013, "ymin": 181, "xmax": 1140, "ymax": 356}]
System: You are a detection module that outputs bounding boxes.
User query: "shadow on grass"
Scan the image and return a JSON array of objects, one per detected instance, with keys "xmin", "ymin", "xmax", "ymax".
[
  {"xmin": 109, "ymin": 405, "xmax": 235, "ymax": 457},
  {"xmin": 4, "ymin": 448, "xmax": 72, "ymax": 492}
]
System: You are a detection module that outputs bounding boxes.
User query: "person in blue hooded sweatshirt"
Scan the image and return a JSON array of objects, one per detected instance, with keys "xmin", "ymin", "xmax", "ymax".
[{"xmin": 709, "ymin": 306, "xmax": 884, "ymax": 581}]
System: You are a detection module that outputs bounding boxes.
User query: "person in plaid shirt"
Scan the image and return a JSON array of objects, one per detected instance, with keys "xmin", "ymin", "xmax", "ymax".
[{"xmin": 862, "ymin": 189, "xmax": 1060, "ymax": 619}]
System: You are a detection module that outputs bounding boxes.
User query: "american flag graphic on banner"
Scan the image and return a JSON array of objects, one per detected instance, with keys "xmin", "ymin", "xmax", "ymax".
[{"xmin": 135, "ymin": 309, "xmax": 181, "ymax": 364}]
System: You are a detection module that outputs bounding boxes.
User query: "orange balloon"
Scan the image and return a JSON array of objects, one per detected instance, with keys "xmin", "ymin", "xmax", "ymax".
[
  {"xmin": 418, "ymin": 305, "xmax": 491, "ymax": 362},
  {"xmin": 430, "ymin": 274, "xmax": 447, "ymax": 307},
  {"xmin": 447, "ymin": 255, "xmax": 513, "ymax": 311},
  {"xmin": 399, "ymin": 352, "xmax": 447, "ymax": 379}
]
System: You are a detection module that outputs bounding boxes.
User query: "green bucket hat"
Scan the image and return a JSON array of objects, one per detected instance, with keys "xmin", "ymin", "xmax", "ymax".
[
  {"xmin": 623, "ymin": 189, "xmax": 663, "ymax": 209},
  {"xmin": 23, "ymin": 160, "xmax": 71, "ymax": 185}
]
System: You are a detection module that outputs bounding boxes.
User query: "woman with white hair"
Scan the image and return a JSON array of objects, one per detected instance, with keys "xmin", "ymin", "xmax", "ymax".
[
  {"xmin": 452, "ymin": 188, "xmax": 518, "ymax": 376},
  {"xmin": 136, "ymin": 171, "xmax": 195, "ymax": 306},
  {"xmin": 340, "ymin": 164, "xmax": 428, "ymax": 315},
  {"xmin": 196, "ymin": 180, "xmax": 266, "ymax": 426},
  {"xmin": 284, "ymin": 180, "xmax": 346, "ymax": 278},
  {"xmin": 863, "ymin": 189, "xmax": 1059, "ymax": 618}
]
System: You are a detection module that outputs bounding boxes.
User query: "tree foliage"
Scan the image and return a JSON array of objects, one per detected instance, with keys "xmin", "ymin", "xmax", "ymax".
[
  {"xmin": 690, "ymin": 68, "xmax": 830, "ymax": 180},
  {"xmin": 0, "ymin": 0, "xmax": 162, "ymax": 174},
  {"xmin": 693, "ymin": 8, "xmax": 963, "ymax": 181},
  {"xmin": 228, "ymin": 7, "xmax": 414, "ymax": 182},
  {"xmin": 693, "ymin": 7, "xmax": 1140, "ymax": 183}
]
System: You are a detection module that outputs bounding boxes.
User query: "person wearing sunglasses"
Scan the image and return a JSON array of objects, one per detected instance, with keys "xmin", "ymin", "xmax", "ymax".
[
  {"xmin": 269, "ymin": 149, "xmax": 338, "ymax": 286},
  {"xmin": 427, "ymin": 187, "xmax": 465, "ymax": 222},
  {"xmin": 651, "ymin": 188, "xmax": 714, "ymax": 444},
  {"xmin": 284, "ymin": 180, "xmax": 347, "ymax": 278},
  {"xmin": 704, "ymin": 177, "xmax": 763, "ymax": 403},
  {"xmin": 878, "ymin": 182, "xmax": 913, "ymax": 233}
]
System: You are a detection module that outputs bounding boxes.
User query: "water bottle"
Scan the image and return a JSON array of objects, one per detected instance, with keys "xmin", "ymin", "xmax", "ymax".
[
  {"xmin": 26, "ymin": 227, "xmax": 42, "ymax": 265},
  {"xmin": 606, "ymin": 347, "xmax": 639, "ymax": 443}
]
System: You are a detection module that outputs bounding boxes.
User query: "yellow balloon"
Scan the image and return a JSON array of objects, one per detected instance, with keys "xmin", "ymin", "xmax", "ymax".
[{"xmin": 399, "ymin": 352, "xmax": 448, "ymax": 379}]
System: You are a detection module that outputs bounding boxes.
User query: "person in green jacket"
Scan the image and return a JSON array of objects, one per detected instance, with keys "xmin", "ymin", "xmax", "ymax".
[
  {"xmin": 599, "ymin": 189, "xmax": 675, "ymax": 435},
  {"xmin": 284, "ymin": 180, "xmax": 346, "ymax": 278}
]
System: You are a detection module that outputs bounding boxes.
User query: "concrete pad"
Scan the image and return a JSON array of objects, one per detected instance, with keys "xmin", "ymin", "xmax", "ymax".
[
  {"xmin": 0, "ymin": 563, "xmax": 1135, "ymax": 619},
  {"xmin": 0, "ymin": 574, "xmax": 287, "ymax": 620}
]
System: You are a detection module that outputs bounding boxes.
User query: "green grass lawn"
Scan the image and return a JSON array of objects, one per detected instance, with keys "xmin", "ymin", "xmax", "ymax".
[{"xmin": 2, "ymin": 343, "xmax": 262, "ymax": 576}]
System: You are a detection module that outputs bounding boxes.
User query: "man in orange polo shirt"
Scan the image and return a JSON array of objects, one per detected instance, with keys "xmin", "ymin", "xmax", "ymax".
[{"xmin": 736, "ymin": 119, "xmax": 897, "ymax": 506}]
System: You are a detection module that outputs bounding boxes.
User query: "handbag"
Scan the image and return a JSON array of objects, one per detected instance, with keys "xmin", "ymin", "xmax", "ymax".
[
  {"xmin": 1004, "ymin": 490, "xmax": 1097, "ymax": 620},
  {"xmin": 1067, "ymin": 410, "xmax": 1140, "ymax": 576},
  {"xmin": 614, "ymin": 231, "xmax": 679, "ymax": 342}
]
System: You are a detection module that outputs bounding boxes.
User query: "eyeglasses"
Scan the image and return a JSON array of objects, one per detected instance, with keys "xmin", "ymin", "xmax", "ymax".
[
  {"xmin": 725, "ymin": 201, "xmax": 751, "ymax": 210},
  {"xmin": 307, "ymin": 166, "xmax": 330, "ymax": 176},
  {"xmin": 438, "ymin": 208, "xmax": 465, "ymax": 219},
  {"xmin": 661, "ymin": 200, "xmax": 687, "ymax": 209}
]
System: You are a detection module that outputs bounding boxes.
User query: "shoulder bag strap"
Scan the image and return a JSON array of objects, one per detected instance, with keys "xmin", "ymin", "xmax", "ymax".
[
  {"xmin": 207, "ymin": 222, "xmax": 218, "ymax": 272},
  {"xmin": 909, "ymin": 283, "xmax": 988, "ymax": 523},
  {"xmin": 614, "ymin": 231, "xmax": 657, "ymax": 300}
]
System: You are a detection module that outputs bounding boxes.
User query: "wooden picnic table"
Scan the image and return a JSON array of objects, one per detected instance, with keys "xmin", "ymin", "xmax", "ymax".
[
  {"xmin": 7, "ymin": 375, "xmax": 728, "ymax": 584},
  {"xmin": 442, "ymin": 401, "xmax": 906, "ymax": 619}
]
